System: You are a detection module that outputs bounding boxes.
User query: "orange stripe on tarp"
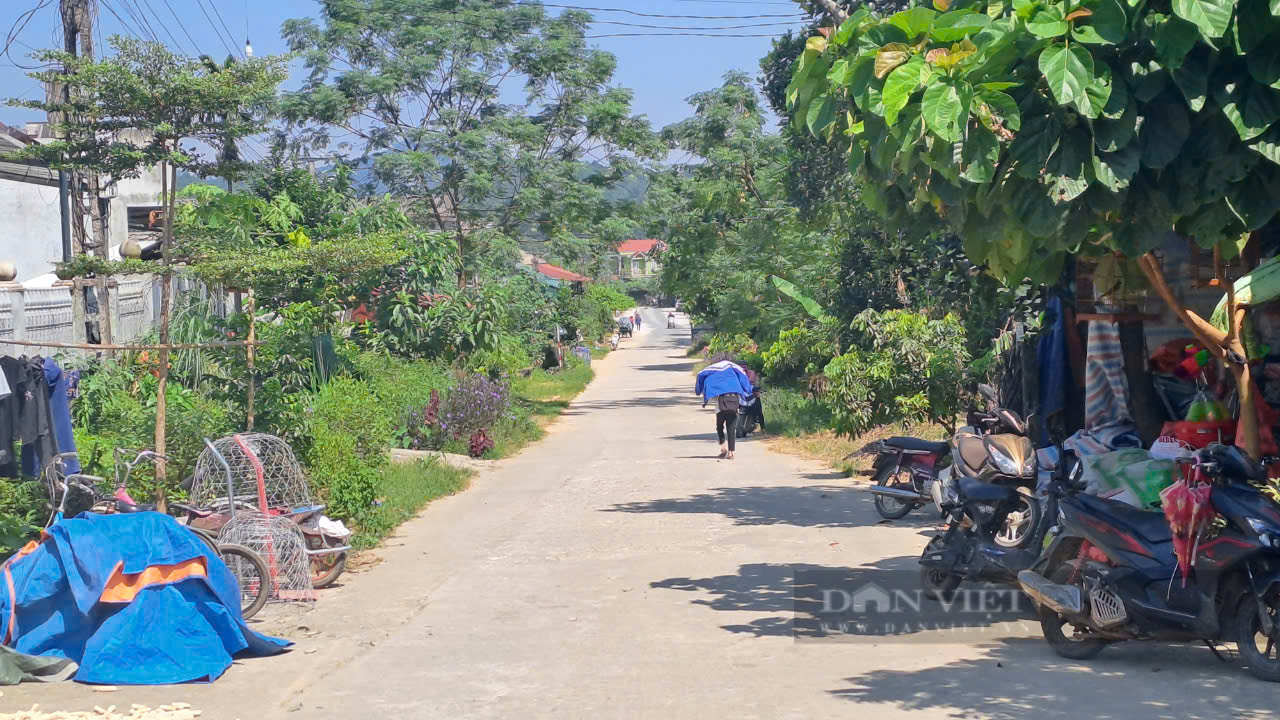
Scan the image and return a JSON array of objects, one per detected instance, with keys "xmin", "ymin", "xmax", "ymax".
[
  {"xmin": 2, "ymin": 539, "xmax": 45, "ymax": 646},
  {"xmin": 99, "ymin": 557, "xmax": 209, "ymax": 604}
]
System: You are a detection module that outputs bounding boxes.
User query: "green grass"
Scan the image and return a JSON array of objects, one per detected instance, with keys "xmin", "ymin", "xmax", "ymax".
[
  {"xmin": 353, "ymin": 460, "xmax": 471, "ymax": 550},
  {"xmin": 765, "ymin": 387, "xmax": 835, "ymax": 437}
]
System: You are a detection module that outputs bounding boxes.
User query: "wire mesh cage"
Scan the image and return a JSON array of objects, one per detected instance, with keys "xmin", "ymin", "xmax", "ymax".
[
  {"xmin": 218, "ymin": 511, "xmax": 316, "ymax": 604},
  {"xmin": 191, "ymin": 433, "xmax": 314, "ymax": 512}
]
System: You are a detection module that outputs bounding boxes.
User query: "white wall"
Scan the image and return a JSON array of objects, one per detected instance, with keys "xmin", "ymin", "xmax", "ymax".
[{"xmin": 0, "ymin": 176, "xmax": 65, "ymax": 283}]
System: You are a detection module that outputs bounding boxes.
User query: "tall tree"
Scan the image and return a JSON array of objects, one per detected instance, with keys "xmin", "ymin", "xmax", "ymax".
[
  {"xmin": 13, "ymin": 36, "xmax": 288, "ymax": 493},
  {"xmin": 278, "ymin": 0, "xmax": 661, "ymax": 287},
  {"xmin": 787, "ymin": 0, "xmax": 1280, "ymax": 456}
]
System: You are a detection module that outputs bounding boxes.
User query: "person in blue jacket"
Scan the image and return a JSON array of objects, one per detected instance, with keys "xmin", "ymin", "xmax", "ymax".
[{"xmin": 695, "ymin": 360, "xmax": 754, "ymax": 459}]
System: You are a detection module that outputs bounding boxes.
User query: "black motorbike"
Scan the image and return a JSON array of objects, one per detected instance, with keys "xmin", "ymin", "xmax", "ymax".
[
  {"xmin": 918, "ymin": 386, "xmax": 1048, "ymax": 598},
  {"xmin": 867, "ymin": 385, "xmax": 1028, "ymax": 521},
  {"xmin": 1018, "ymin": 443, "xmax": 1280, "ymax": 682}
]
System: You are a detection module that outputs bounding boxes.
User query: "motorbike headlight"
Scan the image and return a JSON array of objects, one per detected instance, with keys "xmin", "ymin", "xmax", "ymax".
[
  {"xmin": 1246, "ymin": 517, "xmax": 1280, "ymax": 549},
  {"xmin": 987, "ymin": 444, "xmax": 1021, "ymax": 477}
]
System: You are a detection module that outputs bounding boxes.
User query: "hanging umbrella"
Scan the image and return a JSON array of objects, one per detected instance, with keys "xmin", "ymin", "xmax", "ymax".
[{"xmin": 1160, "ymin": 463, "xmax": 1215, "ymax": 586}]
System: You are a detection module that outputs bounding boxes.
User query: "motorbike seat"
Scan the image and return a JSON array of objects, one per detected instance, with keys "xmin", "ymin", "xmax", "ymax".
[
  {"xmin": 884, "ymin": 437, "xmax": 948, "ymax": 454},
  {"xmin": 115, "ymin": 499, "xmax": 157, "ymax": 513},
  {"xmin": 170, "ymin": 502, "xmax": 213, "ymax": 518},
  {"xmin": 1076, "ymin": 494, "xmax": 1172, "ymax": 543},
  {"xmin": 958, "ymin": 476, "xmax": 1015, "ymax": 503}
]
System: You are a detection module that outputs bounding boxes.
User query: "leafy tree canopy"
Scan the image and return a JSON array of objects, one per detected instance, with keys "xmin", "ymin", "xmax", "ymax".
[
  {"xmin": 278, "ymin": 0, "xmax": 664, "ymax": 285},
  {"xmin": 787, "ymin": 0, "xmax": 1280, "ymax": 284},
  {"xmin": 10, "ymin": 36, "xmax": 288, "ymax": 183}
]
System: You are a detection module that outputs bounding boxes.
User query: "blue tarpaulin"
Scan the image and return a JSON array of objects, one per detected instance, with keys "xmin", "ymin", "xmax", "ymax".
[{"xmin": 0, "ymin": 512, "xmax": 289, "ymax": 685}]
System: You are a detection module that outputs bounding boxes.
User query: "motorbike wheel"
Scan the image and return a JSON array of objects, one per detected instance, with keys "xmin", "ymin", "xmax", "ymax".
[
  {"xmin": 308, "ymin": 533, "xmax": 348, "ymax": 588},
  {"xmin": 993, "ymin": 488, "xmax": 1040, "ymax": 549},
  {"xmin": 1235, "ymin": 592, "xmax": 1280, "ymax": 682},
  {"xmin": 872, "ymin": 464, "xmax": 917, "ymax": 520},
  {"xmin": 1039, "ymin": 563, "xmax": 1106, "ymax": 660},
  {"xmin": 219, "ymin": 543, "xmax": 271, "ymax": 620},
  {"xmin": 919, "ymin": 536, "xmax": 962, "ymax": 601}
]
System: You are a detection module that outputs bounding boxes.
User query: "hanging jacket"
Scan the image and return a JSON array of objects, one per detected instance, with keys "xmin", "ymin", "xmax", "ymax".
[
  {"xmin": 0, "ymin": 356, "xmax": 19, "ymax": 476},
  {"xmin": 43, "ymin": 358, "xmax": 79, "ymax": 474},
  {"xmin": 19, "ymin": 356, "xmax": 58, "ymax": 477}
]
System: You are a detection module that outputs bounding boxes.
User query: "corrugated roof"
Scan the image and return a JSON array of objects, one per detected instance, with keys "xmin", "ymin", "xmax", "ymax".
[
  {"xmin": 617, "ymin": 238, "xmax": 663, "ymax": 255},
  {"xmin": 533, "ymin": 261, "xmax": 590, "ymax": 283}
]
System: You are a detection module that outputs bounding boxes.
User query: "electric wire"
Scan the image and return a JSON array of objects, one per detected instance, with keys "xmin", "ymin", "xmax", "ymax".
[
  {"xmin": 137, "ymin": 0, "xmax": 190, "ymax": 54},
  {"xmin": 159, "ymin": 0, "xmax": 205, "ymax": 57},
  {"xmin": 205, "ymin": 0, "xmax": 244, "ymax": 58},
  {"xmin": 195, "ymin": 0, "xmax": 237, "ymax": 58},
  {"xmin": 518, "ymin": 3, "xmax": 808, "ymax": 19}
]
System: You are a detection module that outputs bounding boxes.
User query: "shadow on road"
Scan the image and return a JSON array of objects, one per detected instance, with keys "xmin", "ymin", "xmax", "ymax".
[
  {"xmin": 604, "ymin": 483, "xmax": 942, "ymax": 529},
  {"xmin": 650, "ymin": 560, "xmax": 1035, "ymax": 641},
  {"xmin": 829, "ymin": 637, "xmax": 1274, "ymax": 720},
  {"xmin": 605, "ymin": 484, "xmax": 873, "ymax": 527},
  {"xmin": 633, "ymin": 362, "xmax": 696, "ymax": 372}
]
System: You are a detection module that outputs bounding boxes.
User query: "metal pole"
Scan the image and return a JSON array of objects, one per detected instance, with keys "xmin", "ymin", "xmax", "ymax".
[{"xmin": 58, "ymin": 170, "xmax": 71, "ymax": 262}]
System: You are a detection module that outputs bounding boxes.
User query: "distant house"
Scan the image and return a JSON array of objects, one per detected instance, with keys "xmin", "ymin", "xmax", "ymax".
[
  {"xmin": 515, "ymin": 248, "xmax": 590, "ymax": 288},
  {"xmin": 0, "ymin": 121, "xmax": 164, "ymax": 285},
  {"xmin": 610, "ymin": 238, "xmax": 665, "ymax": 280}
]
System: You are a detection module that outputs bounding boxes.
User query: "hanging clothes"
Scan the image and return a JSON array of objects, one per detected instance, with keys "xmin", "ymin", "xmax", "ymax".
[
  {"xmin": 18, "ymin": 356, "xmax": 59, "ymax": 477},
  {"xmin": 43, "ymin": 357, "xmax": 79, "ymax": 474},
  {"xmin": 0, "ymin": 356, "xmax": 20, "ymax": 476},
  {"xmin": 1084, "ymin": 320, "xmax": 1133, "ymax": 427},
  {"xmin": 1037, "ymin": 296, "xmax": 1072, "ymax": 444}
]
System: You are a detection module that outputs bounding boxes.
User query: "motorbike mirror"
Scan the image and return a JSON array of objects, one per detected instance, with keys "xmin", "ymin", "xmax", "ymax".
[{"xmin": 978, "ymin": 383, "xmax": 999, "ymax": 403}]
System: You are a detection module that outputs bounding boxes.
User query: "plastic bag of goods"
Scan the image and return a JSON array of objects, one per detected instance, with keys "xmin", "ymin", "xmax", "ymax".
[{"xmin": 1081, "ymin": 449, "xmax": 1177, "ymax": 508}]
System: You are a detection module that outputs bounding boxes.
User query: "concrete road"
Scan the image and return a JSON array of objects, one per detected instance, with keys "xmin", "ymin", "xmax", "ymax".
[{"xmin": 7, "ymin": 307, "xmax": 1279, "ymax": 719}]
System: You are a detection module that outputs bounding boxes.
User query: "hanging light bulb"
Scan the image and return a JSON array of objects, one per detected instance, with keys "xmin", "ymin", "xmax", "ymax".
[{"xmin": 245, "ymin": 37, "xmax": 253, "ymax": 57}]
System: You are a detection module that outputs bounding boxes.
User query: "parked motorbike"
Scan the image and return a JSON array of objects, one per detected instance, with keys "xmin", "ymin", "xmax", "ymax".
[
  {"xmin": 1018, "ymin": 443, "xmax": 1280, "ymax": 682},
  {"xmin": 917, "ymin": 385, "xmax": 1048, "ymax": 598},
  {"xmin": 866, "ymin": 384, "xmax": 1023, "ymax": 520}
]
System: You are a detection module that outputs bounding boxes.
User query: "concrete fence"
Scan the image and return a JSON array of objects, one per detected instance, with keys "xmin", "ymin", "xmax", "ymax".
[{"xmin": 0, "ymin": 275, "xmax": 205, "ymax": 349}]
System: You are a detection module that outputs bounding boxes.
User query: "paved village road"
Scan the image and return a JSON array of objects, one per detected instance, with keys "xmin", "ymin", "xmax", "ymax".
[{"xmin": 7, "ymin": 307, "xmax": 1280, "ymax": 719}]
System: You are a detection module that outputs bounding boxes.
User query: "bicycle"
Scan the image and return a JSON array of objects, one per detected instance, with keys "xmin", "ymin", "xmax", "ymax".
[{"xmin": 45, "ymin": 449, "xmax": 272, "ymax": 621}]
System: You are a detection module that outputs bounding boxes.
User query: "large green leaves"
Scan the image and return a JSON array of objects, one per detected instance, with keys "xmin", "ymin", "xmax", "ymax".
[
  {"xmin": 1172, "ymin": 0, "xmax": 1234, "ymax": 41},
  {"xmin": 959, "ymin": 126, "xmax": 1000, "ymax": 183},
  {"xmin": 807, "ymin": 94, "xmax": 838, "ymax": 136},
  {"xmin": 883, "ymin": 55, "xmax": 929, "ymax": 125},
  {"xmin": 1074, "ymin": 0, "xmax": 1128, "ymax": 45},
  {"xmin": 1028, "ymin": 7, "xmax": 1069, "ymax": 38},
  {"xmin": 922, "ymin": 79, "xmax": 971, "ymax": 142},
  {"xmin": 875, "ymin": 43, "xmax": 913, "ymax": 78},
  {"xmin": 1217, "ymin": 80, "xmax": 1280, "ymax": 141},
  {"xmin": 932, "ymin": 11, "xmax": 991, "ymax": 41},
  {"xmin": 1152, "ymin": 15, "xmax": 1201, "ymax": 69},
  {"xmin": 1140, "ymin": 98, "xmax": 1190, "ymax": 168},
  {"xmin": 888, "ymin": 7, "xmax": 938, "ymax": 39},
  {"xmin": 1226, "ymin": 163, "xmax": 1280, "ymax": 229},
  {"xmin": 770, "ymin": 275, "xmax": 833, "ymax": 322},
  {"xmin": 1040, "ymin": 44, "xmax": 1095, "ymax": 107}
]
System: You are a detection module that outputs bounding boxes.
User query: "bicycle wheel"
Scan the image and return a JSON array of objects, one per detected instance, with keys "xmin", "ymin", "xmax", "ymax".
[{"xmin": 218, "ymin": 543, "xmax": 272, "ymax": 621}]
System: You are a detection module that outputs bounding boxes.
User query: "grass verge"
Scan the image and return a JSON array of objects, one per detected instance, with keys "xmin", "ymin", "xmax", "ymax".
[
  {"xmin": 762, "ymin": 386, "xmax": 947, "ymax": 476},
  {"xmin": 354, "ymin": 459, "xmax": 472, "ymax": 550}
]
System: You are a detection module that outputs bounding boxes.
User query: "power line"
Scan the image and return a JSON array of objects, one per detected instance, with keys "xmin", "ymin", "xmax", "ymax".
[
  {"xmin": 588, "ymin": 31, "xmax": 791, "ymax": 37},
  {"xmin": 99, "ymin": 0, "xmax": 150, "ymax": 44},
  {"xmin": 205, "ymin": 0, "xmax": 243, "ymax": 58},
  {"xmin": 159, "ymin": 0, "xmax": 205, "ymax": 56},
  {"xmin": 521, "ymin": 3, "xmax": 807, "ymax": 19},
  {"xmin": 1, "ymin": 0, "xmax": 53, "ymax": 69},
  {"xmin": 590, "ymin": 19, "xmax": 803, "ymax": 29},
  {"xmin": 137, "ymin": 0, "xmax": 190, "ymax": 54},
  {"xmin": 115, "ymin": 0, "xmax": 161, "ymax": 43},
  {"xmin": 195, "ymin": 0, "xmax": 237, "ymax": 58}
]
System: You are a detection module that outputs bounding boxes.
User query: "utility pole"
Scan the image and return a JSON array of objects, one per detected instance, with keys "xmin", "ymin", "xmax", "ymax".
[{"xmin": 57, "ymin": 0, "xmax": 112, "ymax": 343}]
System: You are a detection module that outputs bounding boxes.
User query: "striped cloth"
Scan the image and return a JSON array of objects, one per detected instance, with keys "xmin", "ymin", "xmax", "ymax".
[{"xmin": 1084, "ymin": 320, "xmax": 1132, "ymax": 428}]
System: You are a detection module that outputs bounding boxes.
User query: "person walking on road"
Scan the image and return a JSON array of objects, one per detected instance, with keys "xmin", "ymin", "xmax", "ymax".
[
  {"xmin": 694, "ymin": 360, "xmax": 754, "ymax": 460},
  {"xmin": 634, "ymin": 311, "xmax": 641, "ymax": 330}
]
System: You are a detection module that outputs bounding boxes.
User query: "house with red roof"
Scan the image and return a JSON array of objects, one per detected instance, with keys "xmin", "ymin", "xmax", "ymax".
[{"xmin": 610, "ymin": 238, "xmax": 666, "ymax": 280}]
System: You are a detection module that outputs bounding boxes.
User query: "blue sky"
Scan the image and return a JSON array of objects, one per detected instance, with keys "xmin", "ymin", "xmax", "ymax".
[{"xmin": 0, "ymin": 1, "xmax": 809, "ymax": 134}]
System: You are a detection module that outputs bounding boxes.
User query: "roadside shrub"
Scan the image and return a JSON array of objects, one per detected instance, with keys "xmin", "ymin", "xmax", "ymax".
[
  {"xmin": 763, "ymin": 322, "xmax": 837, "ymax": 383},
  {"xmin": 465, "ymin": 334, "xmax": 534, "ymax": 379},
  {"xmin": 704, "ymin": 332, "xmax": 757, "ymax": 358},
  {"xmin": 822, "ymin": 310, "xmax": 968, "ymax": 438},
  {"xmin": 439, "ymin": 373, "xmax": 510, "ymax": 441},
  {"xmin": 305, "ymin": 376, "xmax": 393, "ymax": 520}
]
